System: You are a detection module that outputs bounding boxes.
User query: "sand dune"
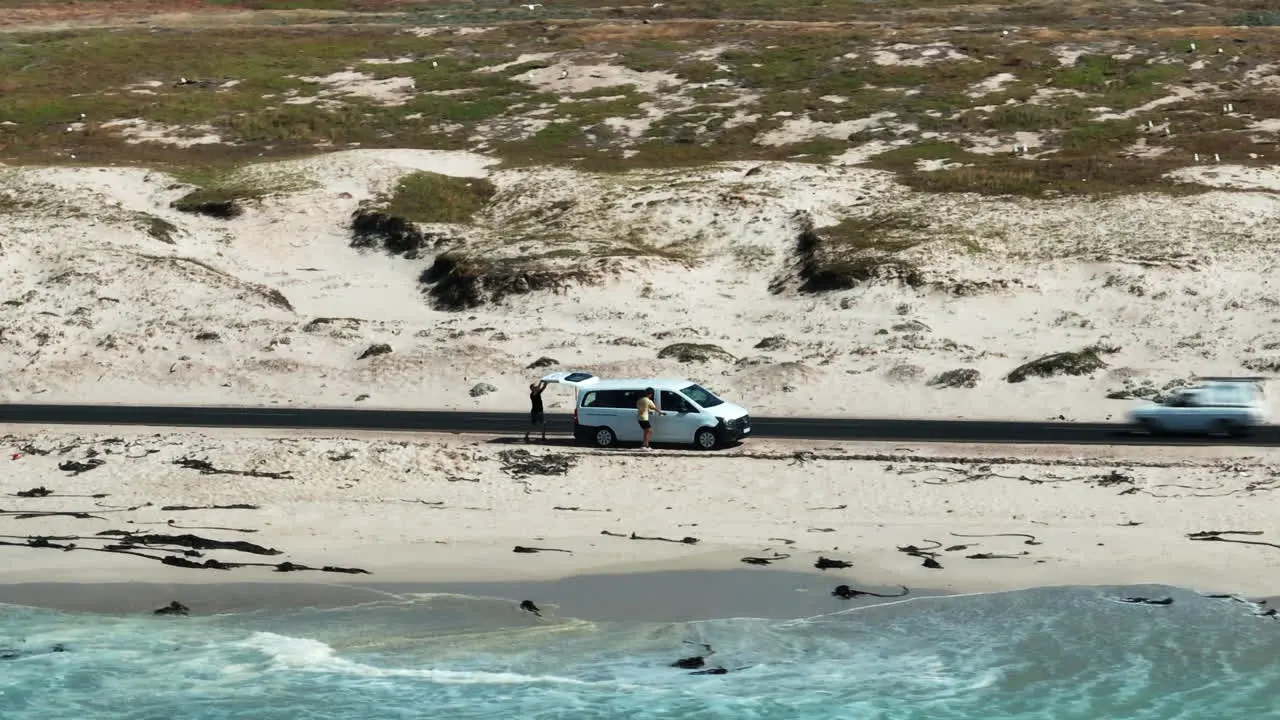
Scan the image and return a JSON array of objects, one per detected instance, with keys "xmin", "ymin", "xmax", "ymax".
[{"xmin": 4, "ymin": 150, "xmax": 1280, "ymax": 423}]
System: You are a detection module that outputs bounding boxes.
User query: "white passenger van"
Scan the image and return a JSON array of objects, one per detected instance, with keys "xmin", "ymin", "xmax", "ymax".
[{"xmin": 540, "ymin": 371, "xmax": 752, "ymax": 450}]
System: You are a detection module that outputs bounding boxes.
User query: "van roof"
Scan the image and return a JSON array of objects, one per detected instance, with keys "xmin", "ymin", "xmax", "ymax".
[{"xmin": 582, "ymin": 378, "xmax": 697, "ymax": 391}]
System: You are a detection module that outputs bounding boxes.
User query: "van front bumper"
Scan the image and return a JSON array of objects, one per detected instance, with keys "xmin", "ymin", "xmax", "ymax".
[{"xmin": 717, "ymin": 415, "xmax": 752, "ymax": 443}]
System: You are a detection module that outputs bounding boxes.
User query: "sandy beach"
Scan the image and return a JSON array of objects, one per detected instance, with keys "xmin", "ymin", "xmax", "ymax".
[{"xmin": 4, "ymin": 426, "xmax": 1280, "ymax": 617}]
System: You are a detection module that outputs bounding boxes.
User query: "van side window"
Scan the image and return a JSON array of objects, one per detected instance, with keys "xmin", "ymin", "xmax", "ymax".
[
  {"xmin": 661, "ymin": 391, "xmax": 695, "ymax": 413},
  {"xmin": 584, "ymin": 390, "xmax": 638, "ymax": 409}
]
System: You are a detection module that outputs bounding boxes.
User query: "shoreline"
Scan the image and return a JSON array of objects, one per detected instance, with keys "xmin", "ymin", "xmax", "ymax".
[
  {"xmin": 0, "ymin": 546, "xmax": 1271, "ymax": 621},
  {"xmin": 0, "ymin": 572, "xmax": 1256, "ymax": 625},
  {"xmin": 0, "ymin": 568, "xmax": 941, "ymax": 623}
]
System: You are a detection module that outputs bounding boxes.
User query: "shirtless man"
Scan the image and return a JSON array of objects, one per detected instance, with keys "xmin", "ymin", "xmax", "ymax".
[{"xmin": 637, "ymin": 387, "xmax": 665, "ymax": 450}]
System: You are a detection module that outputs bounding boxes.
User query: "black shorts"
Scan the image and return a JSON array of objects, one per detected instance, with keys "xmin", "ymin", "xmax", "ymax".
[
  {"xmin": 530, "ymin": 411, "xmax": 545, "ymax": 425},
  {"xmin": 638, "ymin": 419, "xmax": 651, "ymax": 430}
]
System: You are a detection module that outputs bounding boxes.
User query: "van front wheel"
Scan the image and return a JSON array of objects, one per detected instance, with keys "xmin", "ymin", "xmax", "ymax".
[
  {"xmin": 593, "ymin": 427, "xmax": 617, "ymax": 448},
  {"xmin": 694, "ymin": 428, "xmax": 719, "ymax": 451}
]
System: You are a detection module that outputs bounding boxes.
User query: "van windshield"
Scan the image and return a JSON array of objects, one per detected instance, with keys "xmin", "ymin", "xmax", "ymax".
[{"xmin": 681, "ymin": 383, "xmax": 723, "ymax": 409}]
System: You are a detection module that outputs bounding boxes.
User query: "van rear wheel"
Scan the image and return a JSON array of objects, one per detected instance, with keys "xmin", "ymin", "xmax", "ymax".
[
  {"xmin": 694, "ymin": 428, "xmax": 719, "ymax": 451},
  {"xmin": 593, "ymin": 427, "xmax": 617, "ymax": 448}
]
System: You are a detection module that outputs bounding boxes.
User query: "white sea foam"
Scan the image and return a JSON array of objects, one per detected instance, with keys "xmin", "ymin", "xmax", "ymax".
[{"xmin": 238, "ymin": 631, "xmax": 638, "ymax": 688}]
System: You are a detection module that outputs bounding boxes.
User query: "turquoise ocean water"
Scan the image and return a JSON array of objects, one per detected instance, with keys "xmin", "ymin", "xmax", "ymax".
[{"xmin": 3, "ymin": 584, "xmax": 1279, "ymax": 719}]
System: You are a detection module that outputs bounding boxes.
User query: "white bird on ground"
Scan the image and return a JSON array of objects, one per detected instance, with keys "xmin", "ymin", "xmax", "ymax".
[
  {"xmin": 1194, "ymin": 153, "xmax": 1200, "ymax": 162},
  {"xmin": 522, "ymin": 3, "xmax": 542, "ymax": 9},
  {"xmin": 652, "ymin": 2, "xmax": 665, "ymax": 7},
  {"xmin": 1214, "ymin": 153, "xmax": 1221, "ymax": 163},
  {"xmin": 1189, "ymin": 41, "xmax": 1197, "ymax": 52},
  {"xmin": 559, "ymin": 68, "xmax": 569, "ymax": 80},
  {"xmin": 432, "ymin": 60, "xmax": 438, "ymax": 68}
]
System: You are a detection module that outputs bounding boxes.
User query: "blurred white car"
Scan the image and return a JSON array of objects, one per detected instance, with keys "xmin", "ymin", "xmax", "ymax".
[{"xmin": 1128, "ymin": 378, "xmax": 1269, "ymax": 437}]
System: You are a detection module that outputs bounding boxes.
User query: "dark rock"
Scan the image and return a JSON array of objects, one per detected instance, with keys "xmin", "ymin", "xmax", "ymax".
[
  {"xmin": 753, "ymin": 336, "xmax": 789, "ymax": 351},
  {"xmin": 358, "ymin": 343, "xmax": 392, "ymax": 360},
  {"xmin": 658, "ymin": 343, "xmax": 736, "ymax": 364},
  {"xmin": 153, "ymin": 601, "xmax": 190, "ymax": 616},
  {"xmin": 469, "ymin": 382, "xmax": 498, "ymax": 398},
  {"xmin": 929, "ymin": 368, "xmax": 981, "ymax": 389},
  {"xmin": 1007, "ymin": 346, "xmax": 1114, "ymax": 383},
  {"xmin": 527, "ymin": 356, "xmax": 559, "ymax": 369},
  {"xmin": 171, "ymin": 197, "xmax": 241, "ymax": 219},
  {"xmin": 194, "ymin": 331, "xmax": 220, "ymax": 341}
]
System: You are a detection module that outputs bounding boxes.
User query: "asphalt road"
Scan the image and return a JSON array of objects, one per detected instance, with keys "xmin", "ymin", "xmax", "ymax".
[{"xmin": 2, "ymin": 403, "xmax": 1278, "ymax": 446}]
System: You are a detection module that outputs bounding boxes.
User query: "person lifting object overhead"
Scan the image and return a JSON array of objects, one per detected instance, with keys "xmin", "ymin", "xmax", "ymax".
[
  {"xmin": 637, "ymin": 387, "xmax": 665, "ymax": 450},
  {"xmin": 525, "ymin": 379, "xmax": 548, "ymax": 443}
]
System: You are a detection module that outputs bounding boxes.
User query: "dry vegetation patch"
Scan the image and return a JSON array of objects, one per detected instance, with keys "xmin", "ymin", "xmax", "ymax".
[
  {"xmin": 776, "ymin": 211, "xmax": 931, "ymax": 294},
  {"xmin": 0, "ymin": 0, "xmax": 1277, "ymax": 197},
  {"xmin": 373, "ymin": 171, "xmax": 497, "ymax": 225},
  {"xmin": 170, "ymin": 167, "xmax": 315, "ymax": 218}
]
